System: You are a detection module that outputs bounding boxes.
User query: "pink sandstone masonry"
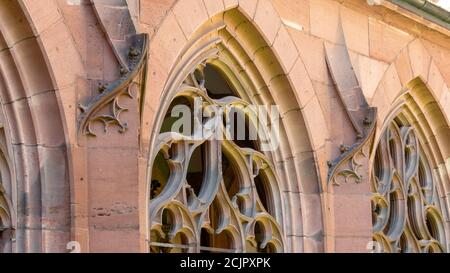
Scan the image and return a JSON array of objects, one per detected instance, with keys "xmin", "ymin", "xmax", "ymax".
[{"xmin": 0, "ymin": 0, "xmax": 448, "ymax": 253}]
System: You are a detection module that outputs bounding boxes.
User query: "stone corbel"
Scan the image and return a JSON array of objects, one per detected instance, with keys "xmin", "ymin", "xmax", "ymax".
[
  {"xmin": 78, "ymin": 1, "xmax": 149, "ymax": 136},
  {"xmin": 327, "ymin": 117, "xmax": 376, "ymax": 186},
  {"xmin": 78, "ymin": 34, "xmax": 148, "ymax": 136},
  {"xmin": 324, "ymin": 42, "xmax": 377, "ymax": 186}
]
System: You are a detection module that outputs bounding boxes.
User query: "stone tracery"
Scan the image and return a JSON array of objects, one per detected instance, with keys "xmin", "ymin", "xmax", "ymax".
[
  {"xmin": 148, "ymin": 57, "xmax": 285, "ymax": 253},
  {"xmin": 371, "ymin": 114, "xmax": 447, "ymax": 253},
  {"xmin": 0, "ymin": 124, "xmax": 14, "ymax": 253}
]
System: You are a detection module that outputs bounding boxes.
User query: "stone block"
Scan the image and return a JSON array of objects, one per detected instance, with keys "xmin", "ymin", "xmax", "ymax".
[
  {"xmin": 408, "ymin": 39, "xmax": 431, "ymax": 81},
  {"xmin": 310, "ymin": 0, "xmax": 343, "ymax": 44},
  {"xmin": 10, "ymin": 38, "xmax": 54, "ymax": 97},
  {"xmin": 340, "ymin": 6, "xmax": 369, "ymax": 56},
  {"xmin": 204, "ymin": 0, "xmax": 225, "ymax": 18},
  {"xmin": 139, "ymin": 0, "xmax": 176, "ymax": 37},
  {"xmin": 369, "ymin": 18, "xmax": 413, "ymax": 63},
  {"xmin": 21, "ymin": 0, "xmax": 62, "ymax": 35},
  {"xmin": 30, "ymin": 91, "xmax": 66, "ymax": 147},
  {"xmin": 272, "ymin": 0, "xmax": 309, "ymax": 33},
  {"xmin": 38, "ymin": 20, "xmax": 85, "ymax": 88},
  {"xmin": 272, "ymin": 25, "xmax": 298, "ymax": 72},
  {"xmin": 332, "ymin": 193, "xmax": 372, "ymax": 237},
  {"xmin": 288, "ymin": 57, "xmax": 315, "ymax": 108},
  {"xmin": 289, "ymin": 30, "xmax": 332, "ymax": 84},
  {"xmin": 238, "ymin": 0, "xmax": 258, "ymax": 19},
  {"xmin": 301, "ymin": 95, "xmax": 328, "ymax": 150},
  {"xmin": 335, "ymin": 236, "xmax": 372, "ymax": 253},
  {"xmin": 254, "ymin": 0, "xmax": 281, "ymax": 45},
  {"xmin": 172, "ymin": 0, "xmax": 208, "ymax": 38},
  {"xmin": 428, "ymin": 62, "xmax": 445, "ymax": 98}
]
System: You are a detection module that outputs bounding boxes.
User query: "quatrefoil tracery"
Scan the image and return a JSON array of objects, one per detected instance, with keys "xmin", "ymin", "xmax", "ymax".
[{"xmin": 371, "ymin": 118, "xmax": 446, "ymax": 253}]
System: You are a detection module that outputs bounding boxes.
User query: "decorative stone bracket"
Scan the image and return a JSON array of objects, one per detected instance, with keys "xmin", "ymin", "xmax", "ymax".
[
  {"xmin": 327, "ymin": 118, "xmax": 376, "ymax": 186},
  {"xmin": 78, "ymin": 34, "xmax": 148, "ymax": 136},
  {"xmin": 78, "ymin": 0, "xmax": 149, "ymax": 136},
  {"xmin": 324, "ymin": 42, "xmax": 377, "ymax": 186}
]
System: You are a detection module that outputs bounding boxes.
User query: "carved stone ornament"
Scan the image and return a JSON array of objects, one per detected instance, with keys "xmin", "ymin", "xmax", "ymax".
[
  {"xmin": 330, "ymin": 131, "xmax": 375, "ymax": 186},
  {"xmin": 78, "ymin": 34, "xmax": 148, "ymax": 136},
  {"xmin": 148, "ymin": 57, "xmax": 285, "ymax": 253},
  {"xmin": 371, "ymin": 117, "xmax": 447, "ymax": 253},
  {"xmin": 324, "ymin": 41, "xmax": 378, "ymax": 186}
]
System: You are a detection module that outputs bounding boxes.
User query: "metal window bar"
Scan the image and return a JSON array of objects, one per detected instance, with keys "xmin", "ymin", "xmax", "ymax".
[
  {"xmin": 148, "ymin": 241, "xmax": 238, "ymax": 253},
  {"xmin": 198, "ymin": 246, "xmax": 237, "ymax": 253}
]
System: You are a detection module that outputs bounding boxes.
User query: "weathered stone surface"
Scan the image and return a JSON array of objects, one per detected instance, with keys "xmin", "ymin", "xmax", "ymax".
[
  {"xmin": 0, "ymin": 0, "xmax": 449, "ymax": 254},
  {"xmin": 289, "ymin": 30, "xmax": 333, "ymax": 84},
  {"xmin": 341, "ymin": 6, "xmax": 369, "ymax": 56},
  {"xmin": 253, "ymin": 0, "xmax": 282, "ymax": 45},
  {"xmin": 140, "ymin": 0, "xmax": 176, "ymax": 37},
  {"xmin": 272, "ymin": 25, "xmax": 299, "ymax": 73},
  {"xmin": 172, "ymin": 0, "xmax": 208, "ymax": 38},
  {"xmin": 272, "ymin": 0, "xmax": 309, "ymax": 33},
  {"xmin": 310, "ymin": 0, "xmax": 343, "ymax": 44},
  {"xmin": 351, "ymin": 53, "xmax": 389, "ymax": 101},
  {"xmin": 409, "ymin": 39, "xmax": 432, "ymax": 81},
  {"xmin": 369, "ymin": 18, "xmax": 414, "ymax": 63}
]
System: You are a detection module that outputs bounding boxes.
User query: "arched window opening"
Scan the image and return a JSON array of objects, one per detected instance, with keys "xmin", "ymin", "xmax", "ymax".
[
  {"xmin": 398, "ymin": 234, "xmax": 408, "ymax": 253},
  {"xmin": 253, "ymin": 221, "xmax": 276, "ymax": 253},
  {"xmin": 204, "ymin": 64, "xmax": 236, "ymax": 99},
  {"xmin": 149, "ymin": 56, "xmax": 284, "ymax": 253},
  {"xmin": 150, "ymin": 208, "xmax": 191, "ymax": 253},
  {"xmin": 200, "ymin": 228, "xmax": 212, "ymax": 253},
  {"xmin": 225, "ymin": 108, "xmax": 260, "ymax": 150},
  {"xmin": 150, "ymin": 151, "xmax": 170, "ymax": 200},
  {"xmin": 371, "ymin": 115, "xmax": 447, "ymax": 253},
  {"xmin": 418, "ymin": 161, "xmax": 427, "ymax": 188},
  {"xmin": 186, "ymin": 144, "xmax": 206, "ymax": 197},
  {"xmin": 254, "ymin": 171, "xmax": 275, "ymax": 217},
  {"xmin": 221, "ymin": 150, "xmax": 245, "ymax": 215},
  {"xmin": 373, "ymin": 149, "xmax": 382, "ymax": 182},
  {"xmin": 160, "ymin": 96, "xmax": 194, "ymax": 136}
]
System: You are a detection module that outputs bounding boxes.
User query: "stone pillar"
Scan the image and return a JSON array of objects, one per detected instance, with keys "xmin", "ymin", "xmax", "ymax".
[
  {"xmin": 328, "ymin": 141, "xmax": 374, "ymax": 252},
  {"xmin": 80, "ymin": 81, "xmax": 142, "ymax": 253},
  {"xmin": 77, "ymin": 1, "xmax": 148, "ymax": 252},
  {"xmin": 324, "ymin": 40, "xmax": 377, "ymax": 253}
]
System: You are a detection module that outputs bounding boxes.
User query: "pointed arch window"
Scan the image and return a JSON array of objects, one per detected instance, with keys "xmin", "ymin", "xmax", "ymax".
[
  {"xmin": 148, "ymin": 57, "xmax": 284, "ymax": 253},
  {"xmin": 371, "ymin": 115, "xmax": 447, "ymax": 253}
]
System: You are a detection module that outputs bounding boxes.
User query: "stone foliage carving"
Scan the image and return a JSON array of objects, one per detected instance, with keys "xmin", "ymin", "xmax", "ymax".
[
  {"xmin": 148, "ymin": 58, "xmax": 285, "ymax": 253},
  {"xmin": 371, "ymin": 117, "xmax": 447, "ymax": 253},
  {"xmin": 328, "ymin": 110, "xmax": 377, "ymax": 186},
  {"xmin": 331, "ymin": 140, "xmax": 372, "ymax": 186}
]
